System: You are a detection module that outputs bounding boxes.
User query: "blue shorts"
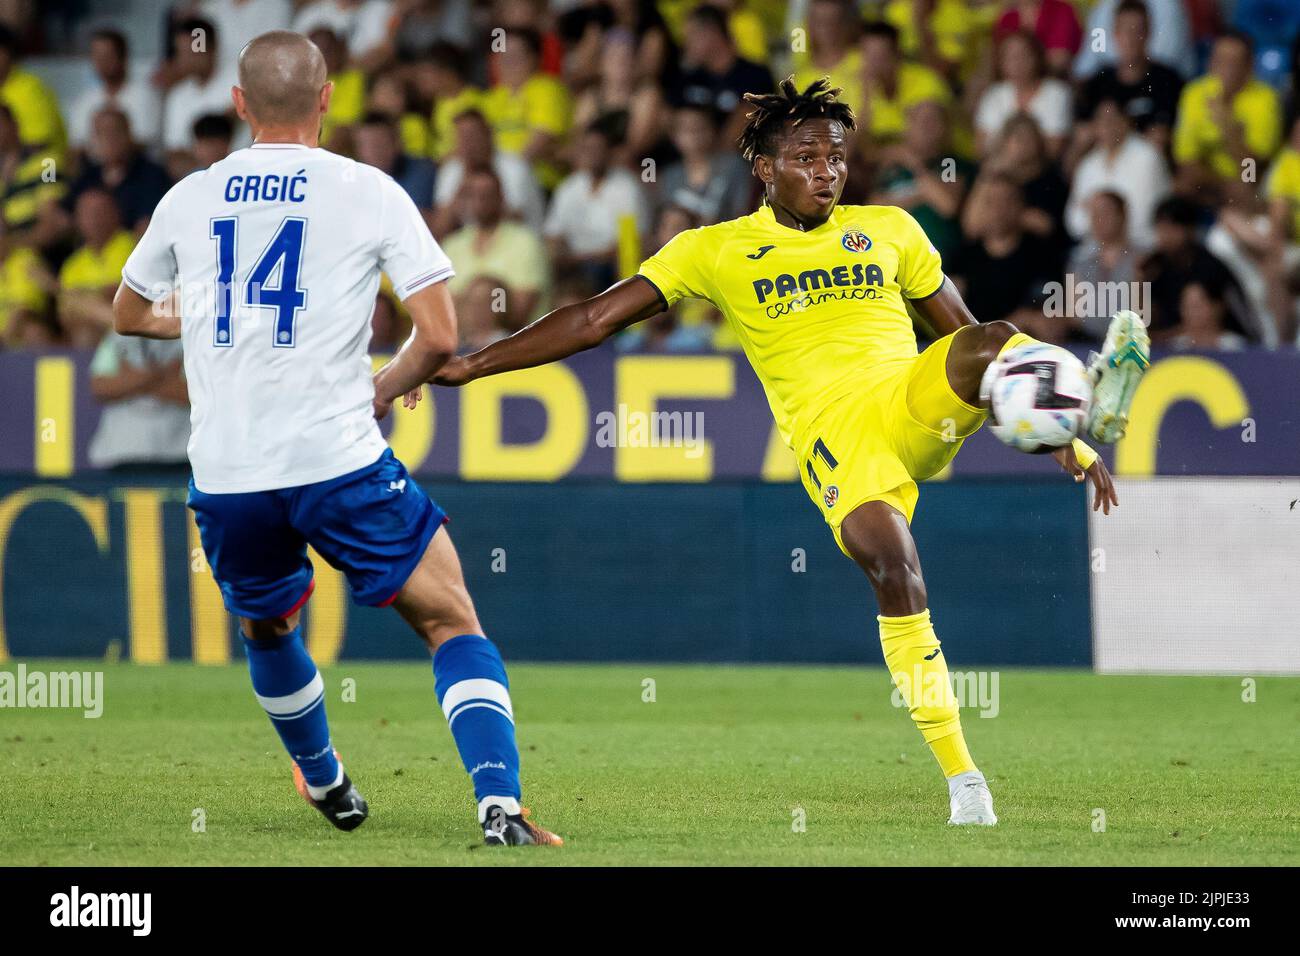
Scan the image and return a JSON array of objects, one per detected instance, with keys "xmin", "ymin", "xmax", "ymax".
[{"xmin": 188, "ymin": 449, "xmax": 446, "ymax": 619}]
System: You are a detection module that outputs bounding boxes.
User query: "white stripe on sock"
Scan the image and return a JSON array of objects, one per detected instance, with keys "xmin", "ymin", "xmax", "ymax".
[
  {"xmin": 447, "ymin": 700, "xmax": 514, "ymax": 728},
  {"xmin": 440, "ymin": 678, "xmax": 513, "ymax": 722},
  {"xmin": 255, "ymin": 671, "xmax": 324, "ymax": 717}
]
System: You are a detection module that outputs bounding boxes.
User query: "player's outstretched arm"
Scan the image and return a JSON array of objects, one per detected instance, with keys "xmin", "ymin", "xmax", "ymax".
[
  {"xmin": 432, "ymin": 276, "xmax": 664, "ymax": 387},
  {"xmin": 112, "ymin": 283, "xmax": 182, "ymax": 340},
  {"xmin": 372, "ymin": 281, "xmax": 459, "ymax": 418}
]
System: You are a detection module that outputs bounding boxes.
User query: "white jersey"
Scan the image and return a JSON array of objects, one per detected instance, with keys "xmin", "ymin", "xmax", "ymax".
[{"xmin": 123, "ymin": 143, "xmax": 453, "ymax": 494}]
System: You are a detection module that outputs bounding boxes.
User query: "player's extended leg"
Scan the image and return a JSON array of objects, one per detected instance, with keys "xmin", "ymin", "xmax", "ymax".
[
  {"xmin": 241, "ymin": 609, "xmax": 369, "ymax": 831},
  {"xmin": 390, "ymin": 528, "xmax": 562, "ymax": 846},
  {"xmin": 942, "ymin": 321, "xmax": 1019, "ymax": 407},
  {"xmin": 188, "ymin": 482, "xmax": 368, "ymax": 832},
  {"xmin": 838, "ymin": 500, "xmax": 997, "ymax": 826},
  {"xmin": 943, "ymin": 315, "xmax": 1151, "ymax": 443}
]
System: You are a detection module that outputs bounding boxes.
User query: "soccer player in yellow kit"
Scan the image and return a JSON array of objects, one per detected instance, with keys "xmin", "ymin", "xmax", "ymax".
[{"xmin": 415, "ymin": 79, "xmax": 1149, "ymax": 825}]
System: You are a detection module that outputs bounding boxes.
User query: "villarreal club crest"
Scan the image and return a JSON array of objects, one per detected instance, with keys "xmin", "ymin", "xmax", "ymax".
[{"xmin": 841, "ymin": 229, "xmax": 872, "ymax": 253}]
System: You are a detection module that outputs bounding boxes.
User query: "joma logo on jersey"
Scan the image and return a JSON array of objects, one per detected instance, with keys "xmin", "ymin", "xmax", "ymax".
[
  {"xmin": 841, "ymin": 230, "xmax": 872, "ymax": 253},
  {"xmin": 753, "ymin": 263, "xmax": 884, "ymax": 304}
]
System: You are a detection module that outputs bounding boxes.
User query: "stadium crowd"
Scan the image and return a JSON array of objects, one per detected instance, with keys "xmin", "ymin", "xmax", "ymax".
[{"xmin": 2, "ymin": 1, "xmax": 1299, "ymax": 461}]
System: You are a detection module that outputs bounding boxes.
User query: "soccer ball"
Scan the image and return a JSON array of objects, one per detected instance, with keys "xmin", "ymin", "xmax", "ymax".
[{"xmin": 979, "ymin": 342, "xmax": 1092, "ymax": 453}]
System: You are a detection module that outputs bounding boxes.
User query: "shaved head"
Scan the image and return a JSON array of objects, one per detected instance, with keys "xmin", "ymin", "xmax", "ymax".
[{"xmin": 237, "ymin": 31, "xmax": 327, "ymax": 127}]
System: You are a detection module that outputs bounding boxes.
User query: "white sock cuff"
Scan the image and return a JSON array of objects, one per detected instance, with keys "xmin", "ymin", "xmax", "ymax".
[
  {"xmin": 304, "ymin": 761, "xmax": 344, "ymax": 801},
  {"xmin": 477, "ymin": 795, "xmax": 521, "ymax": 822}
]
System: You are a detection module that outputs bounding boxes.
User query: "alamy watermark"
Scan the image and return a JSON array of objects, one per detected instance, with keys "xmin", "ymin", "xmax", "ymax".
[
  {"xmin": 49, "ymin": 886, "xmax": 150, "ymax": 935},
  {"xmin": 890, "ymin": 667, "xmax": 1000, "ymax": 718},
  {"xmin": 1042, "ymin": 275, "xmax": 1151, "ymax": 321},
  {"xmin": 594, "ymin": 404, "xmax": 705, "ymax": 458},
  {"xmin": 0, "ymin": 664, "xmax": 103, "ymax": 718}
]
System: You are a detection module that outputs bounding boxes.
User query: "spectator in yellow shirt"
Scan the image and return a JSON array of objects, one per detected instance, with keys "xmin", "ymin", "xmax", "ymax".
[
  {"xmin": 0, "ymin": 219, "xmax": 52, "ymax": 347},
  {"xmin": 58, "ymin": 188, "xmax": 135, "ymax": 348},
  {"xmin": 883, "ymin": 0, "xmax": 994, "ymax": 83},
  {"xmin": 0, "ymin": 25, "xmax": 66, "ymax": 155},
  {"xmin": 705, "ymin": 0, "xmax": 769, "ymax": 64},
  {"xmin": 0, "ymin": 104, "xmax": 66, "ymax": 238},
  {"xmin": 1173, "ymin": 31, "xmax": 1282, "ymax": 205},
  {"xmin": 368, "ymin": 69, "xmax": 432, "ymax": 158},
  {"xmin": 1264, "ymin": 122, "xmax": 1300, "ymax": 343},
  {"xmin": 422, "ymin": 41, "xmax": 482, "ymax": 161},
  {"xmin": 790, "ymin": 0, "xmax": 862, "ymax": 100},
  {"xmin": 658, "ymin": 0, "xmax": 768, "ymax": 64},
  {"xmin": 481, "ymin": 27, "xmax": 572, "ymax": 189},
  {"xmin": 1266, "ymin": 122, "xmax": 1300, "ymax": 247},
  {"xmin": 853, "ymin": 22, "xmax": 952, "ymax": 147},
  {"xmin": 308, "ymin": 27, "xmax": 365, "ymax": 151}
]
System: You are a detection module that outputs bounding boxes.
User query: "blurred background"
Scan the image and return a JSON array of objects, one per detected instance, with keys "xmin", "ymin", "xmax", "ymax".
[{"xmin": 0, "ymin": 0, "xmax": 1296, "ymax": 674}]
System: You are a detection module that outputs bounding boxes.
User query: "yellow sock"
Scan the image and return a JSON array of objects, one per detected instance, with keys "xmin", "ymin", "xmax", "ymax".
[
  {"xmin": 878, "ymin": 609, "xmax": 977, "ymax": 778},
  {"xmin": 929, "ymin": 730, "xmax": 975, "ymax": 778}
]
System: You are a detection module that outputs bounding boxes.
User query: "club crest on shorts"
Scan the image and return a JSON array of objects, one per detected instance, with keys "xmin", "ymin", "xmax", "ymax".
[
  {"xmin": 841, "ymin": 230, "xmax": 872, "ymax": 253},
  {"xmin": 823, "ymin": 484, "xmax": 839, "ymax": 508}
]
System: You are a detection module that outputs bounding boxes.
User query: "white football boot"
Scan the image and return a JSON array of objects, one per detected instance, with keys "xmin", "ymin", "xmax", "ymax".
[
  {"xmin": 947, "ymin": 770, "xmax": 998, "ymax": 826},
  {"xmin": 1085, "ymin": 309, "xmax": 1151, "ymax": 444}
]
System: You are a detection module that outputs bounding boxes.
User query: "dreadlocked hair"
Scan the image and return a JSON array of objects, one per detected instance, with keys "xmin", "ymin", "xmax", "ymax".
[{"xmin": 737, "ymin": 76, "xmax": 856, "ymax": 162}]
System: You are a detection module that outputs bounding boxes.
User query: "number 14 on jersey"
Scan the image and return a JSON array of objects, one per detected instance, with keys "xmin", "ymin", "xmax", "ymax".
[{"xmin": 209, "ymin": 216, "xmax": 309, "ymax": 348}]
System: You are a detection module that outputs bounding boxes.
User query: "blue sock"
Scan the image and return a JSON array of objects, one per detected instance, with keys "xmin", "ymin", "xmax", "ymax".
[
  {"xmin": 242, "ymin": 626, "xmax": 339, "ymax": 794},
  {"xmin": 433, "ymin": 634, "xmax": 521, "ymax": 817}
]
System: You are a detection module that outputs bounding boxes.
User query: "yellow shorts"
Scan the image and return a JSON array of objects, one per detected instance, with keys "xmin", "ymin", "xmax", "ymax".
[{"xmin": 796, "ymin": 330, "xmax": 986, "ymax": 555}]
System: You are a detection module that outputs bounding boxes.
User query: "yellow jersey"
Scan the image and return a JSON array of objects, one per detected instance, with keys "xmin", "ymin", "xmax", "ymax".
[
  {"xmin": 638, "ymin": 202, "xmax": 942, "ymax": 450},
  {"xmin": 1266, "ymin": 147, "xmax": 1300, "ymax": 240},
  {"xmin": 855, "ymin": 62, "xmax": 953, "ymax": 143},
  {"xmin": 481, "ymin": 75, "xmax": 572, "ymax": 188},
  {"xmin": 0, "ymin": 244, "xmax": 47, "ymax": 337},
  {"xmin": 883, "ymin": 0, "xmax": 995, "ymax": 80},
  {"xmin": 1, "ymin": 147, "xmax": 65, "ymax": 230},
  {"xmin": 791, "ymin": 50, "xmax": 862, "ymax": 108},
  {"xmin": 321, "ymin": 68, "xmax": 366, "ymax": 146},
  {"xmin": 1173, "ymin": 75, "xmax": 1282, "ymax": 180},
  {"xmin": 430, "ymin": 86, "xmax": 484, "ymax": 159},
  {"xmin": 59, "ymin": 230, "xmax": 136, "ymax": 293},
  {"xmin": 0, "ymin": 67, "xmax": 65, "ymax": 152}
]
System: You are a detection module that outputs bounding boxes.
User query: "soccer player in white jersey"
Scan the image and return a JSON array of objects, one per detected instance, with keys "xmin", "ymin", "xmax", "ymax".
[{"xmin": 111, "ymin": 31, "xmax": 560, "ymax": 847}]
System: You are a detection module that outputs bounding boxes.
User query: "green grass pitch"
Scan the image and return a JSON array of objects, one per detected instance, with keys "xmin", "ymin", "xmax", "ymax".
[{"xmin": 2, "ymin": 662, "xmax": 1297, "ymax": 866}]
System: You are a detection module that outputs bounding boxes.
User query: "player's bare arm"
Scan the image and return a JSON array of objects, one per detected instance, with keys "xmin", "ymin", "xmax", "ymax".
[
  {"xmin": 372, "ymin": 280, "xmax": 459, "ymax": 419},
  {"xmin": 405, "ymin": 276, "xmax": 662, "ymax": 404},
  {"xmin": 111, "ymin": 283, "xmax": 182, "ymax": 340}
]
